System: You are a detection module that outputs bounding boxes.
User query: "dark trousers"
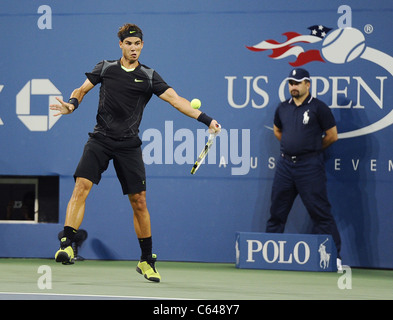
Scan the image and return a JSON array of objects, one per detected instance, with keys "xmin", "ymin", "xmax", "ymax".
[{"xmin": 266, "ymin": 153, "xmax": 341, "ymax": 256}]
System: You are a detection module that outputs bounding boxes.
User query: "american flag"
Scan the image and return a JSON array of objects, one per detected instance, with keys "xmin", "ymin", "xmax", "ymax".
[{"xmin": 246, "ymin": 25, "xmax": 332, "ymax": 67}]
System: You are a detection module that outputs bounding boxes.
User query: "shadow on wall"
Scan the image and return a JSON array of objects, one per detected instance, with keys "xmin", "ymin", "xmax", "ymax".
[{"xmin": 91, "ymin": 238, "xmax": 119, "ymax": 260}]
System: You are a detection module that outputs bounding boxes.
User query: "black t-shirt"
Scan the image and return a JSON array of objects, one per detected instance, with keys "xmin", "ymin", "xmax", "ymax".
[
  {"xmin": 274, "ymin": 94, "xmax": 336, "ymax": 155},
  {"xmin": 85, "ymin": 59, "xmax": 171, "ymax": 139}
]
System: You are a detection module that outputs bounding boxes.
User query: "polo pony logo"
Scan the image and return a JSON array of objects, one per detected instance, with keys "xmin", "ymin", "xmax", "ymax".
[
  {"xmin": 318, "ymin": 238, "xmax": 331, "ymax": 269},
  {"xmin": 303, "ymin": 110, "xmax": 310, "ymax": 125}
]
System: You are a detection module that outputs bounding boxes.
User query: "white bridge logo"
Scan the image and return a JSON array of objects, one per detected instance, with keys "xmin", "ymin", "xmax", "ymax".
[
  {"xmin": 16, "ymin": 79, "xmax": 62, "ymax": 131},
  {"xmin": 247, "ymin": 26, "xmax": 393, "ymax": 139}
]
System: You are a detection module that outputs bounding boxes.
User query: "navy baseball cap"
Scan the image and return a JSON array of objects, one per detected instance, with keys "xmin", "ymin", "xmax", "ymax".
[{"xmin": 287, "ymin": 68, "xmax": 310, "ymax": 82}]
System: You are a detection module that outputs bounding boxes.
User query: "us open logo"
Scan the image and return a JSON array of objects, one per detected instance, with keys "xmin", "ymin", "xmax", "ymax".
[{"xmin": 246, "ymin": 26, "xmax": 393, "ymax": 139}]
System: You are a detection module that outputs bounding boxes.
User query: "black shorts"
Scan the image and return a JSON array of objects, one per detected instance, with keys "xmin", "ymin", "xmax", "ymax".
[{"xmin": 74, "ymin": 133, "xmax": 146, "ymax": 195}]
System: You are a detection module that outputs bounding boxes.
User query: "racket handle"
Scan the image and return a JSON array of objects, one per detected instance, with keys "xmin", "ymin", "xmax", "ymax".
[{"xmin": 209, "ymin": 123, "xmax": 221, "ymax": 135}]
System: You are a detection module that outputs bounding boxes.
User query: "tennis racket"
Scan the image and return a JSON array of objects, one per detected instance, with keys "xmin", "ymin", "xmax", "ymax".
[{"xmin": 191, "ymin": 125, "xmax": 221, "ymax": 175}]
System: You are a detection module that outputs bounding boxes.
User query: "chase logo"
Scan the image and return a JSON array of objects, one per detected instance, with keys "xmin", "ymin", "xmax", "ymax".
[
  {"xmin": 246, "ymin": 26, "xmax": 393, "ymax": 139},
  {"xmin": 16, "ymin": 79, "xmax": 62, "ymax": 131}
]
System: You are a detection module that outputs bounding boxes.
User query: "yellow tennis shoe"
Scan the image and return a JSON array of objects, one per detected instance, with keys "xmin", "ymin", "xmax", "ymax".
[
  {"xmin": 55, "ymin": 237, "xmax": 75, "ymax": 265},
  {"xmin": 136, "ymin": 254, "xmax": 161, "ymax": 282}
]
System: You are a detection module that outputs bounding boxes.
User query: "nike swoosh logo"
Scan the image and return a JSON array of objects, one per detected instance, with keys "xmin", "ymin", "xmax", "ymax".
[{"xmin": 134, "ymin": 79, "xmax": 144, "ymax": 82}]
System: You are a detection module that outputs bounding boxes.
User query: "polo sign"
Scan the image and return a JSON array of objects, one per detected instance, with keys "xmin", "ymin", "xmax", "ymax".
[{"xmin": 235, "ymin": 232, "xmax": 337, "ymax": 271}]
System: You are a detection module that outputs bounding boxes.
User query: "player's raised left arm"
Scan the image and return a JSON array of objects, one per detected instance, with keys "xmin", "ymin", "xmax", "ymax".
[{"xmin": 159, "ymin": 88, "xmax": 220, "ymax": 133}]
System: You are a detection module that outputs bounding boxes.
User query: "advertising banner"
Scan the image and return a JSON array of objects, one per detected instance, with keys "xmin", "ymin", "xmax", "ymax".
[{"xmin": 236, "ymin": 232, "xmax": 337, "ymax": 272}]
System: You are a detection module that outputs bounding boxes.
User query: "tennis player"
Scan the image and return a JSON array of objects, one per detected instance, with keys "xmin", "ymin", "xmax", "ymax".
[{"xmin": 50, "ymin": 23, "xmax": 220, "ymax": 282}]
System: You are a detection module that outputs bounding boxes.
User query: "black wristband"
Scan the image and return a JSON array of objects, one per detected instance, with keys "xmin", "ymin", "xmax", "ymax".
[
  {"xmin": 68, "ymin": 98, "xmax": 79, "ymax": 111},
  {"xmin": 197, "ymin": 112, "xmax": 213, "ymax": 127}
]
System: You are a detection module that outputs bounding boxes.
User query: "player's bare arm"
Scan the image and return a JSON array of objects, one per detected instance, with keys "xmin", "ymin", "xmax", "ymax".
[
  {"xmin": 322, "ymin": 125, "xmax": 338, "ymax": 149},
  {"xmin": 159, "ymin": 88, "xmax": 220, "ymax": 133},
  {"xmin": 50, "ymin": 79, "xmax": 95, "ymax": 116}
]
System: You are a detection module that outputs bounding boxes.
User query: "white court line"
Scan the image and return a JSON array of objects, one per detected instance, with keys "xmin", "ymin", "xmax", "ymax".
[{"xmin": 0, "ymin": 291, "xmax": 191, "ymax": 300}]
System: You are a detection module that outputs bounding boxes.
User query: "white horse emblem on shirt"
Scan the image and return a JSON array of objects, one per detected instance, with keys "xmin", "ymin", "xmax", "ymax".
[{"xmin": 303, "ymin": 109, "xmax": 310, "ymax": 124}]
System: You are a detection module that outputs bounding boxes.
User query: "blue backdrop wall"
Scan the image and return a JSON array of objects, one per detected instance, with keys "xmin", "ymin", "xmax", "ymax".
[{"xmin": 0, "ymin": 0, "xmax": 392, "ymax": 269}]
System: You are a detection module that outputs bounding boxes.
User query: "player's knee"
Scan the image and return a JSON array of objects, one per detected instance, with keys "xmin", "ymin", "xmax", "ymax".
[
  {"xmin": 72, "ymin": 178, "xmax": 93, "ymax": 200},
  {"xmin": 129, "ymin": 192, "xmax": 148, "ymax": 212}
]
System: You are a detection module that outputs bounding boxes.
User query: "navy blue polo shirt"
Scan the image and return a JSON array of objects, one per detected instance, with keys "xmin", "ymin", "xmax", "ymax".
[{"xmin": 274, "ymin": 94, "xmax": 336, "ymax": 156}]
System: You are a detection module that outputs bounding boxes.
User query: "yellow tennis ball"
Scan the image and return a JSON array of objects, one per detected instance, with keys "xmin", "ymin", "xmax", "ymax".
[{"xmin": 191, "ymin": 98, "xmax": 201, "ymax": 109}]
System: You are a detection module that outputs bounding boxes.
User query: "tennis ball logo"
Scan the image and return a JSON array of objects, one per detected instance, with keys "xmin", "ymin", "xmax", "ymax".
[{"xmin": 321, "ymin": 28, "xmax": 366, "ymax": 64}]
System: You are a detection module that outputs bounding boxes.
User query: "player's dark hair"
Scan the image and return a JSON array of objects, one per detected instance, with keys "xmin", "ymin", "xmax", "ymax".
[{"xmin": 118, "ymin": 23, "xmax": 143, "ymax": 41}]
